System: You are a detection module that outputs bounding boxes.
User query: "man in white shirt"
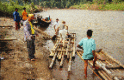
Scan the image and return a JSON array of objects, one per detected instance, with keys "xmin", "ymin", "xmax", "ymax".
[
  {"xmin": 54, "ymin": 18, "xmax": 59, "ymax": 34},
  {"xmin": 59, "ymin": 25, "xmax": 69, "ymax": 47}
]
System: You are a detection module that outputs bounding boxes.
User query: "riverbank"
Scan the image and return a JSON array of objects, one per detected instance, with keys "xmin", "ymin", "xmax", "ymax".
[
  {"xmin": 70, "ymin": 2, "xmax": 124, "ymax": 11},
  {"xmin": 0, "ymin": 17, "xmax": 53, "ymax": 80}
]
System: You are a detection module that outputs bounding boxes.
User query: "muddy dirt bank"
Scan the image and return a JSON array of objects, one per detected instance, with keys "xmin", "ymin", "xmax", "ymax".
[{"xmin": 0, "ymin": 17, "xmax": 53, "ymax": 80}]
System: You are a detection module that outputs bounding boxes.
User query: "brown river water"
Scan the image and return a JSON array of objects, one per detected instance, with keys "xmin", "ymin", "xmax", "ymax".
[{"xmin": 36, "ymin": 9, "xmax": 124, "ymax": 80}]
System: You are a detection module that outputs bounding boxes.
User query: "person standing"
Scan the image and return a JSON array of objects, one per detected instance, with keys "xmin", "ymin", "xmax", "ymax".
[
  {"xmin": 22, "ymin": 7, "xmax": 28, "ymax": 21},
  {"xmin": 77, "ymin": 29, "xmax": 98, "ymax": 78},
  {"xmin": 24, "ymin": 14, "xmax": 38, "ymax": 61},
  {"xmin": 54, "ymin": 18, "xmax": 59, "ymax": 35},
  {"xmin": 22, "ymin": 7, "xmax": 28, "ymax": 41},
  {"xmin": 13, "ymin": 8, "xmax": 20, "ymax": 30}
]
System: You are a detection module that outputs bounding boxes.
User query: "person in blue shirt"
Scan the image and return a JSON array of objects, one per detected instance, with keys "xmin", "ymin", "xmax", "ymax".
[
  {"xmin": 13, "ymin": 8, "xmax": 20, "ymax": 30},
  {"xmin": 77, "ymin": 29, "xmax": 98, "ymax": 78}
]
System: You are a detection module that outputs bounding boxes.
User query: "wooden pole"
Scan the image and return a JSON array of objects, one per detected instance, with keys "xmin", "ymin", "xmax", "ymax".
[
  {"xmin": 60, "ymin": 52, "xmax": 64, "ymax": 68},
  {"xmin": 34, "ymin": 26, "xmax": 49, "ymax": 36},
  {"xmin": 68, "ymin": 52, "xmax": 72, "ymax": 72},
  {"xmin": 49, "ymin": 52, "xmax": 57, "ymax": 69},
  {"xmin": 0, "ymin": 26, "xmax": 13, "ymax": 27},
  {"xmin": 96, "ymin": 61, "xmax": 119, "ymax": 80},
  {"xmin": 50, "ymin": 40, "xmax": 60, "ymax": 57},
  {"xmin": 102, "ymin": 51, "xmax": 124, "ymax": 68},
  {"xmin": 98, "ymin": 71, "xmax": 108, "ymax": 80},
  {"xmin": 58, "ymin": 50, "xmax": 62, "ymax": 61},
  {"xmin": 51, "ymin": 49, "xmax": 73, "ymax": 52},
  {"xmin": 72, "ymin": 34, "xmax": 76, "ymax": 58},
  {"xmin": 49, "ymin": 51, "xmax": 54, "ymax": 58},
  {"xmin": 0, "ymin": 38, "xmax": 17, "ymax": 41},
  {"xmin": 77, "ymin": 51, "xmax": 103, "ymax": 80}
]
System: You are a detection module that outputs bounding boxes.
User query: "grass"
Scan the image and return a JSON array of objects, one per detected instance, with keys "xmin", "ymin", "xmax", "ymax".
[
  {"xmin": 0, "ymin": 1, "xmax": 41, "ymax": 17},
  {"xmin": 71, "ymin": 2, "xmax": 124, "ymax": 11}
]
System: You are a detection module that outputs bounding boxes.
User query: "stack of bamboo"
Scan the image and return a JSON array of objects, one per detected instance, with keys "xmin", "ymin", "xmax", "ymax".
[
  {"xmin": 77, "ymin": 50, "xmax": 124, "ymax": 80},
  {"xmin": 49, "ymin": 33, "xmax": 76, "ymax": 72}
]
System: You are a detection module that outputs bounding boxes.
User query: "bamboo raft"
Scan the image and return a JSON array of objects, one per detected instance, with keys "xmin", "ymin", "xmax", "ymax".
[
  {"xmin": 77, "ymin": 49, "xmax": 124, "ymax": 80},
  {"xmin": 49, "ymin": 33, "xmax": 76, "ymax": 72}
]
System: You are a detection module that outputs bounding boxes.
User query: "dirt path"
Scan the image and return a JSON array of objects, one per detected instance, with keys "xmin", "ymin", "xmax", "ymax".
[{"xmin": 0, "ymin": 17, "xmax": 53, "ymax": 80}]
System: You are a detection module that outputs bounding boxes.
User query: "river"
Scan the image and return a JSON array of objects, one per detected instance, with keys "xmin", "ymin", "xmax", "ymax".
[{"xmin": 36, "ymin": 9, "xmax": 124, "ymax": 80}]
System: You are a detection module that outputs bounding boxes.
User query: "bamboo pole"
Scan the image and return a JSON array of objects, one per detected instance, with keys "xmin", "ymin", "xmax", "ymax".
[
  {"xmin": 34, "ymin": 26, "xmax": 49, "ymax": 36},
  {"xmin": 49, "ymin": 52, "xmax": 57, "ymax": 69},
  {"xmin": 60, "ymin": 52, "xmax": 64, "ymax": 68},
  {"xmin": 68, "ymin": 52, "xmax": 72, "ymax": 72},
  {"xmin": 0, "ymin": 38, "xmax": 17, "ymax": 41},
  {"xmin": 58, "ymin": 50, "xmax": 62, "ymax": 61},
  {"xmin": 72, "ymin": 34, "xmax": 76, "ymax": 58},
  {"xmin": 77, "ymin": 51, "xmax": 103, "ymax": 80},
  {"xmin": 65, "ymin": 44, "xmax": 69, "ymax": 56},
  {"xmin": 50, "ymin": 40, "xmax": 60, "ymax": 57},
  {"xmin": 102, "ymin": 51, "xmax": 124, "ymax": 68},
  {"xmin": 0, "ymin": 26, "xmax": 13, "ymax": 27},
  {"xmin": 98, "ymin": 71, "xmax": 108, "ymax": 80},
  {"xmin": 97, "ymin": 61, "xmax": 119, "ymax": 80},
  {"xmin": 51, "ymin": 49, "xmax": 73, "ymax": 52},
  {"xmin": 101, "ymin": 70, "xmax": 113, "ymax": 80},
  {"xmin": 49, "ymin": 51, "xmax": 54, "ymax": 58}
]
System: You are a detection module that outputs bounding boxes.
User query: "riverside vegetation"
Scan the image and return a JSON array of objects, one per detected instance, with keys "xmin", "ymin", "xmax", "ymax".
[{"xmin": 0, "ymin": 0, "xmax": 124, "ymax": 17}]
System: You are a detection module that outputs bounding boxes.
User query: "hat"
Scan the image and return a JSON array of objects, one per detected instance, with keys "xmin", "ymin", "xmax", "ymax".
[
  {"xmin": 62, "ymin": 21, "xmax": 65, "ymax": 23},
  {"xmin": 28, "ymin": 14, "xmax": 34, "ymax": 18}
]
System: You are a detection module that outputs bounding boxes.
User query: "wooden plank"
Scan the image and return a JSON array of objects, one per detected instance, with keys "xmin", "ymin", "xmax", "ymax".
[{"xmin": 49, "ymin": 52, "xmax": 57, "ymax": 69}]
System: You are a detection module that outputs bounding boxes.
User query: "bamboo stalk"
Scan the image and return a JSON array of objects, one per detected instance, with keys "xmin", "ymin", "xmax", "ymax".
[
  {"xmin": 49, "ymin": 52, "xmax": 57, "ymax": 69},
  {"xmin": 102, "ymin": 51, "xmax": 124, "ymax": 68},
  {"xmin": 98, "ymin": 71, "xmax": 108, "ymax": 80},
  {"xmin": 68, "ymin": 52, "xmax": 72, "ymax": 72},
  {"xmin": 77, "ymin": 51, "xmax": 103, "ymax": 80},
  {"xmin": 101, "ymin": 70, "xmax": 113, "ymax": 80},
  {"xmin": 49, "ymin": 51, "xmax": 54, "ymax": 58},
  {"xmin": 97, "ymin": 61, "xmax": 119, "ymax": 80},
  {"xmin": 0, "ymin": 26, "xmax": 13, "ymax": 27},
  {"xmin": 58, "ymin": 50, "xmax": 62, "ymax": 61},
  {"xmin": 34, "ymin": 26, "xmax": 49, "ymax": 36},
  {"xmin": 0, "ymin": 38, "xmax": 17, "ymax": 41},
  {"xmin": 72, "ymin": 34, "xmax": 76, "ymax": 58},
  {"xmin": 60, "ymin": 52, "xmax": 64, "ymax": 68},
  {"xmin": 51, "ymin": 49, "xmax": 73, "ymax": 52},
  {"xmin": 67, "ymin": 52, "xmax": 70, "ymax": 60}
]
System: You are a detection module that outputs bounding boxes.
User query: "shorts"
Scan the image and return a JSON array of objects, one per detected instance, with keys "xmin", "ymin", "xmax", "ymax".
[{"xmin": 84, "ymin": 57, "xmax": 94, "ymax": 60}]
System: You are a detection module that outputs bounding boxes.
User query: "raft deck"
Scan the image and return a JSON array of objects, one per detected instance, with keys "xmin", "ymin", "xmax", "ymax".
[
  {"xmin": 49, "ymin": 33, "xmax": 76, "ymax": 72},
  {"xmin": 77, "ymin": 50, "xmax": 124, "ymax": 80}
]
